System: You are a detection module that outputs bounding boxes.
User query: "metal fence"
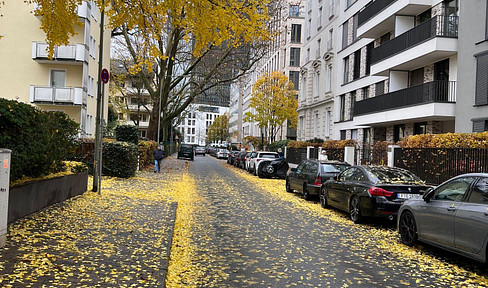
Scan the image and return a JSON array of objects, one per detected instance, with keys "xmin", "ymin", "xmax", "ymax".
[
  {"xmin": 355, "ymin": 146, "xmax": 388, "ymax": 165},
  {"xmin": 286, "ymin": 147, "xmax": 345, "ymax": 164},
  {"xmin": 394, "ymin": 148, "xmax": 488, "ymax": 185},
  {"xmin": 286, "ymin": 148, "xmax": 307, "ymax": 164}
]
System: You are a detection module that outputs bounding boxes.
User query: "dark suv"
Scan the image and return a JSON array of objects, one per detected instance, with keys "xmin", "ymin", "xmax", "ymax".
[
  {"xmin": 177, "ymin": 143, "xmax": 194, "ymax": 160},
  {"xmin": 286, "ymin": 160, "xmax": 350, "ymax": 200}
]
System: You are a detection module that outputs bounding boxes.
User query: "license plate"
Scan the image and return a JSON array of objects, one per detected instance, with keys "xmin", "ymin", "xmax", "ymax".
[{"xmin": 397, "ymin": 193, "xmax": 415, "ymax": 199}]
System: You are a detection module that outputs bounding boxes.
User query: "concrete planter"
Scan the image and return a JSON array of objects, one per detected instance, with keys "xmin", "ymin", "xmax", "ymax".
[{"xmin": 8, "ymin": 172, "xmax": 88, "ymax": 223}]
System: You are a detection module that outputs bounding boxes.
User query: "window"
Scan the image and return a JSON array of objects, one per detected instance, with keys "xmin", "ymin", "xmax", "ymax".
[
  {"xmin": 316, "ymin": 39, "xmax": 321, "ymax": 59},
  {"xmin": 376, "ymin": 81, "xmax": 385, "ymax": 96},
  {"xmin": 326, "ymin": 65, "xmax": 332, "ymax": 92},
  {"xmin": 475, "ymin": 52, "xmax": 488, "ymax": 106},
  {"xmin": 289, "ymin": 5, "xmax": 300, "ymax": 17},
  {"xmin": 289, "ymin": 71, "xmax": 300, "ymax": 91},
  {"xmin": 299, "ymin": 116, "xmax": 304, "ymax": 138},
  {"xmin": 313, "ymin": 113, "xmax": 319, "ymax": 137},
  {"xmin": 362, "ymin": 87, "xmax": 369, "ymax": 99},
  {"xmin": 351, "ymin": 170, "xmax": 367, "ymax": 182},
  {"xmin": 340, "ymin": 130, "xmax": 346, "ymax": 140},
  {"xmin": 342, "ymin": 21, "xmax": 348, "ymax": 49},
  {"xmin": 472, "ymin": 119, "xmax": 488, "ymax": 132},
  {"xmin": 188, "ymin": 119, "xmax": 191, "ymax": 125},
  {"xmin": 318, "ymin": 7, "xmax": 323, "ymax": 28},
  {"xmin": 50, "ymin": 70, "xmax": 65, "ymax": 88},
  {"xmin": 340, "ymin": 168, "xmax": 356, "ymax": 181},
  {"xmin": 394, "ymin": 124, "xmax": 405, "ymax": 142},
  {"xmin": 188, "ymin": 127, "xmax": 191, "ymax": 134},
  {"xmin": 328, "ymin": 29, "xmax": 333, "ymax": 50},
  {"xmin": 350, "ymin": 91, "xmax": 356, "ymax": 120},
  {"xmin": 291, "ymin": 24, "xmax": 302, "ymax": 43},
  {"xmin": 353, "ymin": 49, "xmax": 361, "ymax": 80},
  {"xmin": 325, "ymin": 111, "xmax": 331, "ymax": 136},
  {"xmin": 351, "ymin": 129, "xmax": 357, "ymax": 140},
  {"xmin": 86, "ymin": 114, "xmax": 93, "ymax": 134},
  {"xmin": 307, "ymin": 18, "xmax": 312, "ymax": 38},
  {"xmin": 290, "ymin": 48, "xmax": 301, "ymax": 66},
  {"xmin": 353, "ymin": 13, "xmax": 358, "ymax": 42},
  {"xmin": 301, "ymin": 76, "xmax": 307, "ymax": 100},
  {"xmin": 339, "ymin": 95, "xmax": 346, "ymax": 121},
  {"xmin": 306, "ymin": 48, "xmax": 310, "ymax": 63},
  {"xmin": 365, "ymin": 42, "xmax": 373, "ymax": 75},
  {"xmin": 467, "ymin": 177, "xmax": 488, "ymax": 204},
  {"xmin": 346, "ymin": 0, "xmax": 354, "ymax": 8},
  {"xmin": 329, "ymin": 0, "xmax": 335, "ymax": 18},
  {"xmin": 314, "ymin": 71, "xmax": 320, "ymax": 97},
  {"xmin": 89, "ymin": 36, "xmax": 96, "ymax": 58},
  {"xmin": 434, "ymin": 177, "xmax": 476, "ymax": 201},
  {"xmin": 192, "ymin": 128, "xmax": 195, "ymax": 134},
  {"xmin": 414, "ymin": 122, "xmax": 428, "ymax": 135},
  {"xmin": 343, "ymin": 56, "xmax": 350, "ymax": 84}
]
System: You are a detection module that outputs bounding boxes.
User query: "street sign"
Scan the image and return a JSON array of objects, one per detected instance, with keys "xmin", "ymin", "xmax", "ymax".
[{"xmin": 101, "ymin": 68, "xmax": 110, "ymax": 84}]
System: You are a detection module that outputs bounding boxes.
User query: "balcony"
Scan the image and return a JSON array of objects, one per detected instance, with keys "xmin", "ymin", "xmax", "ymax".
[
  {"xmin": 357, "ymin": 0, "xmax": 431, "ymax": 38},
  {"xmin": 353, "ymin": 81, "xmax": 456, "ymax": 125},
  {"xmin": 32, "ymin": 42, "xmax": 88, "ymax": 64},
  {"xmin": 370, "ymin": 16, "xmax": 458, "ymax": 76},
  {"xmin": 30, "ymin": 86, "xmax": 87, "ymax": 106}
]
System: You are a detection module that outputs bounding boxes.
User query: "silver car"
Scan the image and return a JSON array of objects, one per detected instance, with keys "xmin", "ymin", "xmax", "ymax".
[{"xmin": 398, "ymin": 173, "xmax": 488, "ymax": 263}]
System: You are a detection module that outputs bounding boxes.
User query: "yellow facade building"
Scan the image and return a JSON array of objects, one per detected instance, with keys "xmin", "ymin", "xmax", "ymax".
[{"xmin": 0, "ymin": 1, "xmax": 110, "ymax": 138}]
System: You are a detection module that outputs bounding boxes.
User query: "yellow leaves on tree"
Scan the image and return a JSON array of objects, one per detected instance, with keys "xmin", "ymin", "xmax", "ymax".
[
  {"xmin": 207, "ymin": 113, "xmax": 229, "ymax": 144},
  {"xmin": 399, "ymin": 131, "xmax": 488, "ymax": 148},
  {"xmin": 31, "ymin": 0, "xmax": 270, "ymax": 61},
  {"xmin": 244, "ymin": 71, "xmax": 298, "ymax": 143}
]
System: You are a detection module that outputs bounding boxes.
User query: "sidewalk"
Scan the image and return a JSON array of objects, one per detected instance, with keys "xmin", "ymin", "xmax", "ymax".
[{"xmin": 0, "ymin": 155, "xmax": 186, "ymax": 287}]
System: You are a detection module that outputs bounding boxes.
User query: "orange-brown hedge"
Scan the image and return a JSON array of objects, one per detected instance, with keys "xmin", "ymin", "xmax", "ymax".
[{"xmin": 398, "ymin": 132, "xmax": 488, "ymax": 148}]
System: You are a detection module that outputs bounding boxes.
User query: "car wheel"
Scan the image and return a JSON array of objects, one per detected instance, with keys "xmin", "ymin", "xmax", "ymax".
[
  {"xmin": 257, "ymin": 166, "xmax": 264, "ymax": 178},
  {"xmin": 399, "ymin": 211, "xmax": 418, "ymax": 246},
  {"xmin": 285, "ymin": 178, "xmax": 293, "ymax": 192},
  {"xmin": 303, "ymin": 184, "xmax": 311, "ymax": 201},
  {"xmin": 319, "ymin": 187, "xmax": 328, "ymax": 208},
  {"xmin": 349, "ymin": 196, "xmax": 362, "ymax": 223}
]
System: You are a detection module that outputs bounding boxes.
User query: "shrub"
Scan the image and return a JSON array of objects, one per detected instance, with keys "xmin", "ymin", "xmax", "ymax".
[
  {"xmin": 287, "ymin": 141, "xmax": 309, "ymax": 148},
  {"xmin": 138, "ymin": 140, "xmax": 158, "ymax": 168},
  {"xmin": 242, "ymin": 136, "xmax": 268, "ymax": 149},
  {"xmin": 322, "ymin": 139, "xmax": 356, "ymax": 149},
  {"xmin": 398, "ymin": 132, "xmax": 488, "ymax": 148},
  {"xmin": 102, "ymin": 141, "xmax": 138, "ymax": 178},
  {"xmin": 0, "ymin": 99, "xmax": 79, "ymax": 182},
  {"xmin": 268, "ymin": 140, "xmax": 289, "ymax": 152},
  {"xmin": 307, "ymin": 138, "xmax": 324, "ymax": 144},
  {"xmin": 115, "ymin": 125, "xmax": 139, "ymax": 145}
]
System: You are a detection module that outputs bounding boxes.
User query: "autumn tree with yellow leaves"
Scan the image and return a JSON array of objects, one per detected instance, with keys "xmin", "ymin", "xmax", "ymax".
[
  {"xmin": 244, "ymin": 71, "xmax": 298, "ymax": 144},
  {"xmin": 207, "ymin": 113, "xmax": 229, "ymax": 144},
  {"xmin": 28, "ymin": 0, "xmax": 276, "ymax": 142}
]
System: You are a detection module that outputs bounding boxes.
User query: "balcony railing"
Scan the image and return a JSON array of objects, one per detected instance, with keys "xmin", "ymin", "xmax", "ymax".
[
  {"xmin": 30, "ymin": 86, "xmax": 86, "ymax": 106},
  {"xmin": 371, "ymin": 16, "xmax": 458, "ymax": 64},
  {"xmin": 358, "ymin": 0, "xmax": 397, "ymax": 27},
  {"xmin": 354, "ymin": 80, "xmax": 456, "ymax": 116},
  {"xmin": 32, "ymin": 42, "xmax": 88, "ymax": 63}
]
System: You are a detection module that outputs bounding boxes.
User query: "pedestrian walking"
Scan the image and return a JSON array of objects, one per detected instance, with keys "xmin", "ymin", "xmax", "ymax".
[
  {"xmin": 318, "ymin": 150, "xmax": 328, "ymax": 161},
  {"xmin": 153, "ymin": 146, "xmax": 164, "ymax": 173}
]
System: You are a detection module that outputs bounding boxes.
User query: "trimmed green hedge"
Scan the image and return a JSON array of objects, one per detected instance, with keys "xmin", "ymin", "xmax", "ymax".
[
  {"xmin": 102, "ymin": 141, "xmax": 138, "ymax": 178},
  {"xmin": 138, "ymin": 140, "xmax": 158, "ymax": 168},
  {"xmin": 115, "ymin": 125, "xmax": 139, "ymax": 145},
  {"xmin": 0, "ymin": 99, "xmax": 79, "ymax": 182}
]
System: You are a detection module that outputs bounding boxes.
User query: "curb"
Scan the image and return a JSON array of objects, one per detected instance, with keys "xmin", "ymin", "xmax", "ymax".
[{"xmin": 158, "ymin": 202, "xmax": 178, "ymax": 288}]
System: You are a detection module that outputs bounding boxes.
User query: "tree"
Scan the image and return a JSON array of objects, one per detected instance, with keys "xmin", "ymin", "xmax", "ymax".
[
  {"xmin": 244, "ymin": 71, "xmax": 298, "ymax": 144},
  {"xmin": 30, "ymin": 0, "xmax": 276, "ymax": 142},
  {"xmin": 207, "ymin": 113, "xmax": 229, "ymax": 144}
]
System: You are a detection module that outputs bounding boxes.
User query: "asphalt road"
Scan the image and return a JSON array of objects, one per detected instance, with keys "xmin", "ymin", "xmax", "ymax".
[{"xmin": 185, "ymin": 155, "xmax": 488, "ymax": 288}]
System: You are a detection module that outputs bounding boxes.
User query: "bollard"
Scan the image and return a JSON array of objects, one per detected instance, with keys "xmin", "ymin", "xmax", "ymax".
[{"xmin": 0, "ymin": 149, "xmax": 11, "ymax": 247}]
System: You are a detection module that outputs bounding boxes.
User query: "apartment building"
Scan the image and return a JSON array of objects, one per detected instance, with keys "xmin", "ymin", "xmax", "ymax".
[
  {"xmin": 297, "ymin": 0, "xmax": 339, "ymax": 141},
  {"xmin": 334, "ymin": 0, "xmax": 458, "ymax": 147},
  {"xmin": 0, "ymin": 1, "xmax": 110, "ymax": 138},
  {"xmin": 456, "ymin": 0, "xmax": 488, "ymax": 132}
]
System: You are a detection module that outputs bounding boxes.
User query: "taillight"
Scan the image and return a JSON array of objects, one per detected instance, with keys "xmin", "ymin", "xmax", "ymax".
[
  {"xmin": 369, "ymin": 187, "xmax": 393, "ymax": 197},
  {"xmin": 257, "ymin": 159, "xmax": 262, "ymax": 162},
  {"xmin": 313, "ymin": 176, "xmax": 322, "ymax": 186}
]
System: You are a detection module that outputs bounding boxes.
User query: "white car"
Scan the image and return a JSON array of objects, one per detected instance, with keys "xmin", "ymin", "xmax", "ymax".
[
  {"xmin": 249, "ymin": 152, "xmax": 280, "ymax": 175},
  {"xmin": 245, "ymin": 151, "xmax": 258, "ymax": 172},
  {"xmin": 216, "ymin": 149, "xmax": 229, "ymax": 159}
]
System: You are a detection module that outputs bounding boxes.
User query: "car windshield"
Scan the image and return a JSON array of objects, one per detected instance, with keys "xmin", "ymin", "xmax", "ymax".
[
  {"xmin": 260, "ymin": 153, "xmax": 279, "ymax": 159},
  {"xmin": 321, "ymin": 164, "xmax": 348, "ymax": 173},
  {"xmin": 368, "ymin": 167, "xmax": 423, "ymax": 184},
  {"xmin": 181, "ymin": 144, "xmax": 191, "ymax": 149}
]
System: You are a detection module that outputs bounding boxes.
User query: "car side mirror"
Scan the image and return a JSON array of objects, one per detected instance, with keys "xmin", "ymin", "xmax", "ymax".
[
  {"xmin": 422, "ymin": 187, "xmax": 435, "ymax": 203},
  {"xmin": 290, "ymin": 168, "xmax": 297, "ymax": 172}
]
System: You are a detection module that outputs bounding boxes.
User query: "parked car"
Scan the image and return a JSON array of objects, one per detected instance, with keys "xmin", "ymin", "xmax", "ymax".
[
  {"xmin": 245, "ymin": 151, "xmax": 258, "ymax": 172},
  {"xmin": 323, "ymin": 166, "xmax": 430, "ymax": 223},
  {"xmin": 286, "ymin": 160, "xmax": 350, "ymax": 200},
  {"xmin": 227, "ymin": 151, "xmax": 238, "ymax": 165},
  {"xmin": 248, "ymin": 151, "xmax": 280, "ymax": 174},
  {"xmin": 177, "ymin": 143, "xmax": 194, "ymax": 161},
  {"xmin": 256, "ymin": 156, "xmax": 289, "ymax": 179},
  {"xmin": 398, "ymin": 173, "xmax": 488, "ymax": 263},
  {"xmin": 240, "ymin": 152, "xmax": 252, "ymax": 169},
  {"xmin": 195, "ymin": 146, "xmax": 206, "ymax": 156},
  {"xmin": 234, "ymin": 151, "xmax": 246, "ymax": 167},
  {"xmin": 216, "ymin": 149, "xmax": 229, "ymax": 159}
]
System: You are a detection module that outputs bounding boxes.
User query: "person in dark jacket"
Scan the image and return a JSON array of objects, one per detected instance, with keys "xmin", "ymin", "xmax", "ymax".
[{"xmin": 153, "ymin": 146, "xmax": 164, "ymax": 173}]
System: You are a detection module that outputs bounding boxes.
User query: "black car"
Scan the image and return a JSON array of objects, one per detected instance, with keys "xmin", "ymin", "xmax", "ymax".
[
  {"xmin": 234, "ymin": 151, "xmax": 246, "ymax": 167},
  {"xmin": 286, "ymin": 160, "xmax": 350, "ymax": 200},
  {"xmin": 227, "ymin": 151, "xmax": 238, "ymax": 165},
  {"xmin": 177, "ymin": 143, "xmax": 194, "ymax": 160},
  {"xmin": 323, "ymin": 166, "xmax": 431, "ymax": 223},
  {"xmin": 256, "ymin": 156, "xmax": 289, "ymax": 179}
]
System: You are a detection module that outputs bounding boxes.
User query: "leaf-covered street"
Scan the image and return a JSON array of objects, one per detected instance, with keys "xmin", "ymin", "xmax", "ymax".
[{"xmin": 1, "ymin": 156, "xmax": 488, "ymax": 287}]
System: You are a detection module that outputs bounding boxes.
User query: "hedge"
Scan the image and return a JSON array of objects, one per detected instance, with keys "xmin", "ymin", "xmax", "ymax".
[
  {"xmin": 138, "ymin": 140, "xmax": 158, "ymax": 168},
  {"xmin": 115, "ymin": 125, "xmax": 139, "ymax": 145},
  {"xmin": 0, "ymin": 99, "xmax": 79, "ymax": 182},
  {"xmin": 102, "ymin": 141, "xmax": 138, "ymax": 178},
  {"xmin": 398, "ymin": 132, "xmax": 488, "ymax": 148},
  {"xmin": 268, "ymin": 140, "xmax": 289, "ymax": 152}
]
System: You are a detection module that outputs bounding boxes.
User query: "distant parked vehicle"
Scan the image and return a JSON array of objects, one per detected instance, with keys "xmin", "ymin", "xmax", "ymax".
[
  {"xmin": 245, "ymin": 151, "xmax": 258, "ymax": 172},
  {"xmin": 227, "ymin": 151, "xmax": 238, "ymax": 165},
  {"xmin": 195, "ymin": 146, "xmax": 206, "ymax": 156},
  {"xmin": 323, "ymin": 166, "xmax": 430, "ymax": 223},
  {"xmin": 216, "ymin": 149, "xmax": 229, "ymax": 159},
  {"xmin": 177, "ymin": 143, "xmax": 194, "ymax": 161},
  {"xmin": 286, "ymin": 160, "xmax": 350, "ymax": 201},
  {"xmin": 240, "ymin": 152, "xmax": 252, "ymax": 169},
  {"xmin": 249, "ymin": 151, "xmax": 280, "ymax": 174},
  {"xmin": 398, "ymin": 173, "xmax": 488, "ymax": 263},
  {"xmin": 234, "ymin": 151, "xmax": 246, "ymax": 168}
]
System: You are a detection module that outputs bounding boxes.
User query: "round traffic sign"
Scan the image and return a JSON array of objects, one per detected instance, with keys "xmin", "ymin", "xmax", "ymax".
[{"xmin": 101, "ymin": 68, "xmax": 110, "ymax": 84}]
